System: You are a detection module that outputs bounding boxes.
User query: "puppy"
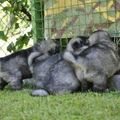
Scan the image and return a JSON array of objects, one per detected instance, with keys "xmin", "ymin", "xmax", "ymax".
[
  {"xmin": 63, "ymin": 30, "xmax": 120, "ymax": 92},
  {"xmin": 0, "ymin": 40, "xmax": 60, "ymax": 90},
  {"xmin": 29, "ymin": 36, "xmax": 88, "ymax": 96}
]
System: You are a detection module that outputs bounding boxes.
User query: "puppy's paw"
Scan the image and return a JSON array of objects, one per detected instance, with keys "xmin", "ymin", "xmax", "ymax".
[{"xmin": 30, "ymin": 89, "xmax": 49, "ymax": 97}]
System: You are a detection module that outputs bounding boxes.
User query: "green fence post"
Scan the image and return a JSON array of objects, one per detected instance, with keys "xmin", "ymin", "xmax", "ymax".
[{"xmin": 31, "ymin": 0, "xmax": 44, "ymax": 43}]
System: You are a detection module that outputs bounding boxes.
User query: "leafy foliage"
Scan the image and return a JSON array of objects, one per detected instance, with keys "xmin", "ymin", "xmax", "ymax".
[
  {"xmin": 0, "ymin": 0, "xmax": 32, "ymax": 52},
  {"xmin": 0, "ymin": 31, "xmax": 8, "ymax": 41},
  {"xmin": 7, "ymin": 34, "xmax": 30, "ymax": 52}
]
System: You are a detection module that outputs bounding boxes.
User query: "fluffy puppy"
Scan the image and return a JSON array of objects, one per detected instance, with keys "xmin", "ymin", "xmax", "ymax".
[
  {"xmin": 30, "ymin": 53, "xmax": 80, "ymax": 96},
  {"xmin": 29, "ymin": 36, "xmax": 88, "ymax": 96},
  {"xmin": 0, "ymin": 40, "xmax": 60, "ymax": 90},
  {"xmin": 63, "ymin": 30, "xmax": 120, "ymax": 92}
]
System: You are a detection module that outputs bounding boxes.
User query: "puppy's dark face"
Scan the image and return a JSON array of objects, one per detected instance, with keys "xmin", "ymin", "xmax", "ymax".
[
  {"xmin": 47, "ymin": 40, "xmax": 60, "ymax": 55},
  {"xmin": 66, "ymin": 36, "xmax": 89, "ymax": 52},
  {"xmin": 37, "ymin": 39, "xmax": 60, "ymax": 55},
  {"xmin": 72, "ymin": 38, "xmax": 89, "ymax": 51},
  {"xmin": 72, "ymin": 41, "xmax": 83, "ymax": 51},
  {"xmin": 47, "ymin": 46, "xmax": 60, "ymax": 55},
  {"xmin": 76, "ymin": 36, "xmax": 89, "ymax": 46}
]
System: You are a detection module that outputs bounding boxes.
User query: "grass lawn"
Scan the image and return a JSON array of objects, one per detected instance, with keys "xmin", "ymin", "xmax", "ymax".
[{"xmin": 0, "ymin": 89, "xmax": 120, "ymax": 120}]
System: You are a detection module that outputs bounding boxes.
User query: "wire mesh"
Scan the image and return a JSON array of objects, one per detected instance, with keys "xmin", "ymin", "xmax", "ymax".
[
  {"xmin": 31, "ymin": 0, "xmax": 120, "ymax": 51},
  {"xmin": 0, "ymin": 0, "xmax": 32, "ymax": 57},
  {"xmin": 1, "ymin": 0, "xmax": 120, "ymax": 55}
]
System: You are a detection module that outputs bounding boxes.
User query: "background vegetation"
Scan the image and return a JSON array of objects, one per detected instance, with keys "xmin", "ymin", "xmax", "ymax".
[
  {"xmin": 0, "ymin": 0, "xmax": 32, "ymax": 53},
  {"xmin": 0, "ymin": 0, "xmax": 33, "ymax": 55}
]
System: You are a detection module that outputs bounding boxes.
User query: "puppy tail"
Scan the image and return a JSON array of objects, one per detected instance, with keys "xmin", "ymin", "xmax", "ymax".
[{"xmin": 28, "ymin": 52, "xmax": 43, "ymax": 73}]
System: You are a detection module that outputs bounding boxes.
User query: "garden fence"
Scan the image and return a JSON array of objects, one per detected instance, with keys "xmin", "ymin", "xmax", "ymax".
[
  {"xmin": 31, "ymin": 0, "xmax": 120, "ymax": 51},
  {"xmin": 0, "ymin": 0, "xmax": 120, "ymax": 56}
]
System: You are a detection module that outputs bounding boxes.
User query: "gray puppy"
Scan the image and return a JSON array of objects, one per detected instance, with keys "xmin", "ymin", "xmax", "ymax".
[
  {"xmin": 63, "ymin": 30, "xmax": 120, "ymax": 92},
  {"xmin": 29, "ymin": 36, "xmax": 88, "ymax": 96},
  {"xmin": 0, "ymin": 40, "xmax": 60, "ymax": 90}
]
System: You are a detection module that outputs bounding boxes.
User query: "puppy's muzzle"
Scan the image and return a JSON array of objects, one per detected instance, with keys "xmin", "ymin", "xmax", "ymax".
[{"xmin": 48, "ymin": 46, "xmax": 60, "ymax": 55}]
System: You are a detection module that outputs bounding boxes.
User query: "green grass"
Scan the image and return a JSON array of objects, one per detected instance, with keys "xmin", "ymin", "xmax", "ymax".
[{"xmin": 0, "ymin": 90, "xmax": 120, "ymax": 120}]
